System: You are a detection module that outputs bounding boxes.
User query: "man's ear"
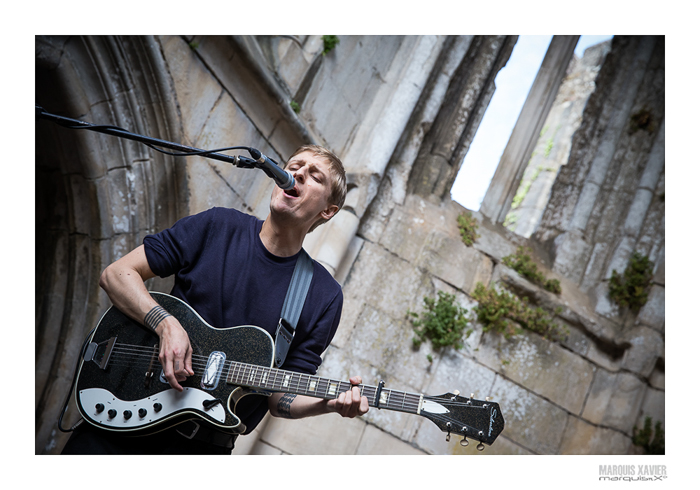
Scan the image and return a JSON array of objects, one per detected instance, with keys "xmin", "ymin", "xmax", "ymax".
[{"xmin": 321, "ymin": 204, "xmax": 339, "ymax": 221}]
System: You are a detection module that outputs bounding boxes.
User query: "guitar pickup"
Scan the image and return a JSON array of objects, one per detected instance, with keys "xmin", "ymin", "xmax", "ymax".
[{"xmin": 201, "ymin": 351, "xmax": 226, "ymax": 390}]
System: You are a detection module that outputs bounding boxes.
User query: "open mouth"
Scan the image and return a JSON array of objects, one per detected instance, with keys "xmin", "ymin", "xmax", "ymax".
[{"xmin": 284, "ymin": 186, "xmax": 299, "ymax": 198}]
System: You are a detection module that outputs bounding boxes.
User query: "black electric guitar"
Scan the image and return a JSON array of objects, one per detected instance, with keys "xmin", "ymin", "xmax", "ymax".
[{"xmin": 75, "ymin": 293, "xmax": 505, "ymax": 449}]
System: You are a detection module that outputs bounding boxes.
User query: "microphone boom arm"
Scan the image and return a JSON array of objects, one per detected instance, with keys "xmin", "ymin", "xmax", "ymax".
[{"xmin": 35, "ymin": 105, "xmax": 264, "ymax": 170}]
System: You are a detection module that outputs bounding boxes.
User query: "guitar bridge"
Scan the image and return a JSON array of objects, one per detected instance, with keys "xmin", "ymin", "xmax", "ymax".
[{"xmin": 84, "ymin": 337, "xmax": 117, "ymax": 370}]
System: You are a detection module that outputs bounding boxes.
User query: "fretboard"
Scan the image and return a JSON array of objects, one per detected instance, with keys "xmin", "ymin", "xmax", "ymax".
[{"xmin": 225, "ymin": 361, "xmax": 422, "ymax": 415}]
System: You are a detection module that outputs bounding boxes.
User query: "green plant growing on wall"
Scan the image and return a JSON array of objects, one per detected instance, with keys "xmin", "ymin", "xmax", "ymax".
[
  {"xmin": 543, "ymin": 137, "xmax": 554, "ymax": 158},
  {"xmin": 457, "ymin": 211, "xmax": 480, "ymax": 246},
  {"xmin": 290, "ymin": 100, "xmax": 301, "ymax": 114},
  {"xmin": 502, "ymin": 246, "xmax": 561, "ymax": 294},
  {"xmin": 408, "ymin": 291, "xmax": 473, "ymax": 359},
  {"xmin": 322, "ymin": 35, "xmax": 340, "ymax": 55},
  {"xmin": 608, "ymin": 252, "xmax": 654, "ymax": 311},
  {"xmin": 471, "ymin": 283, "xmax": 567, "ymax": 341},
  {"xmin": 632, "ymin": 416, "xmax": 664, "ymax": 455}
]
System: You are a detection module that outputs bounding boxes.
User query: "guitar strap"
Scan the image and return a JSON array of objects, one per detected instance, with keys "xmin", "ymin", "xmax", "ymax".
[{"xmin": 274, "ymin": 249, "xmax": 314, "ymax": 367}]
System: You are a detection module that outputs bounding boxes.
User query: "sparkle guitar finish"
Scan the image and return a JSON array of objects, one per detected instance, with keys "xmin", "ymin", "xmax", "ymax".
[{"xmin": 75, "ymin": 293, "xmax": 505, "ymax": 447}]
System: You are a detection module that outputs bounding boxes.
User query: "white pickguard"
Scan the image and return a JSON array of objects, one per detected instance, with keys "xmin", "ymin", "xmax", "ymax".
[{"xmin": 79, "ymin": 387, "xmax": 226, "ymax": 430}]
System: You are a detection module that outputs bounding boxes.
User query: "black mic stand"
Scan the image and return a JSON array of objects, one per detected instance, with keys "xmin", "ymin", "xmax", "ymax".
[{"xmin": 35, "ymin": 105, "xmax": 266, "ymax": 171}]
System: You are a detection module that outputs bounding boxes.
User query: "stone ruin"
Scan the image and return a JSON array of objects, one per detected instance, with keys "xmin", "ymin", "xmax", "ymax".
[{"xmin": 35, "ymin": 35, "xmax": 664, "ymax": 455}]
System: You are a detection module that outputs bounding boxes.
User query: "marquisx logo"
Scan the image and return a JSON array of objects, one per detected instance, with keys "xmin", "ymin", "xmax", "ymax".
[{"xmin": 599, "ymin": 465, "xmax": 668, "ymax": 482}]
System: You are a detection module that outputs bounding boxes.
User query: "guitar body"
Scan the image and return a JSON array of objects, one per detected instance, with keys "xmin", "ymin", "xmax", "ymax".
[{"xmin": 75, "ymin": 292, "xmax": 274, "ymax": 436}]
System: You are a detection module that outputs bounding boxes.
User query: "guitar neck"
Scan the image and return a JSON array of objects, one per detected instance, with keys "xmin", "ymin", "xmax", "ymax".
[{"xmin": 225, "ymin": 361, "xmax": 422, "ymax": 415}]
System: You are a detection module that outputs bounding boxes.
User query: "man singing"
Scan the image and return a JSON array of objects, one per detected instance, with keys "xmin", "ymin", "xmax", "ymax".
[{"xmin": 62, "ymin": 145, "xmax": 369, "ymax": 454}]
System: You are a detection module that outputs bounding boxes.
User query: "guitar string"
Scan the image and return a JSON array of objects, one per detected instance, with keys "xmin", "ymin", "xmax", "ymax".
[
  {"xmin": 106, "ymin": 347, "xmax": 474, "ymax": 414},
  {"xmin": 105, "ymin": 343, "xmax": 449, "ymax": 413}
]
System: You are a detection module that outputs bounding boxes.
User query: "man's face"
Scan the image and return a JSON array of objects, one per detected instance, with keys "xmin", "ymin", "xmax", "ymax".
[{"xmin": 269, "ymin": 151, "xmax": 338, "ymax": 231}]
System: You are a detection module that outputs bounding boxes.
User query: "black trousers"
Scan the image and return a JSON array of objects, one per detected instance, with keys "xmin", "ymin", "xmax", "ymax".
[{"xmin": 61, "ymin": 423, "xmax": 234, "ymax": 455}]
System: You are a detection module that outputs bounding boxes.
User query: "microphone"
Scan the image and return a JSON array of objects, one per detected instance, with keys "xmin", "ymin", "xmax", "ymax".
[{"xmin": 248, "ymin": 148, "xmax": 295, "ymax": 190}]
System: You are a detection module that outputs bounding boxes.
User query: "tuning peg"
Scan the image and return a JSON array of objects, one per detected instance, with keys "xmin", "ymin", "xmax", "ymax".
[
  {"xmin": 460, "ymin": 436, "xmax": 469, "ymax": 447},
  {"xmin": 470, "ymin": 393, "xmax": 474, "ymax": 398},
  {"xmin": 477, "ymin": 443, "xmax": 485, "ymax": 451},
  {"xmin": 485, "ymin": 396, "xmax": 492, "ymax": 401},
  {"xmin": 452, "ymin": 390, "xmax": 460, "ymax": 396}
]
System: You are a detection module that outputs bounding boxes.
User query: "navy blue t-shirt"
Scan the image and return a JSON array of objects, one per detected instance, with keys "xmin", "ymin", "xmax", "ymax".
[{"xmin": 143, "ymin": 207, "xmax": 343, "ymax": 433}]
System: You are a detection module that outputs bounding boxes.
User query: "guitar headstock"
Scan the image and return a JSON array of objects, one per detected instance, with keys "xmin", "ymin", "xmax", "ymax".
[{"xmin": 420, "ymin": 391, "xmax": 505, "ymax": 450}]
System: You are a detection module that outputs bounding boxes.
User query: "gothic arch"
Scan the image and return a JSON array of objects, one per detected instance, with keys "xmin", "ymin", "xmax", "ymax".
[{"xmin": 35, "ymin": 36, "xmax": 182, "ymax": 453}]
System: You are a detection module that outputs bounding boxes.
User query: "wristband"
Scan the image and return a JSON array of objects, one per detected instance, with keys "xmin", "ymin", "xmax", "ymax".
[{"xmin": 144, "ymin": 305, "xmax": 172, "ymax": 331}]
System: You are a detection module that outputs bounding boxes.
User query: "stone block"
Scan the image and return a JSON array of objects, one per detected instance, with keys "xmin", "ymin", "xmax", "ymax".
[
  {"xmin": 559, "ymin": 415, "xmax": 631, "ymax": 454},
  {"xmin": 635, "ymin": 386, "xmax": 664, "ymax": 431},
  {"xmin": 487, "ymin": 375, "xmax": 569, "ymax": 454},
  {"xmin": 620, "ymin": 325, "xmax": 663, "ymax": 377},
  {"xmin": 473, "ymin": 220, "xmax": 519, "ymax": 263},
  {"xmin": 476, "ymin": 330, "xmax": 594, "ymax": 415},
  {"xmin": 581, "ymin": 370, "xmax": 646, "ymax": 434},
  {"xmin": 636, "ymin": 285, "xmax": 665, "ymax": 332},
  {"xmin": 417, "ymin": 229, "xmax": 493, "ymax": 294},
  {"xmin": 342, "ymin": 241, "xmax": 423, "ymax": 321},
  {"xmin": 379, "ymin": 201, "xmax": 437, "ymax": 264},
  {"xmin": 652, "ymin": 250, "xmax": 664, "ymax": 286},
  {"xmin": 260, "ymin": 411, "xmax": 367, "ymax": 454},
  {"xmin": 583, "ymin": 338, "xmax": 623, "ymax": 372},
  {"xmin": 593, "ymin": 281, "xmax": 621, "ymax": 319},
  {"xmin": 106, "ymin": 167, "xmax": 132, "ymax": 234},
  {"xmin": 249, "ymin": 441, "xmax": 284, "ymax": 455},
  {"xmin": 425, "ymin": 353, "xmax": 497, "ymax": 403},
  {"xmin": 355, "ymin": 424, "xmax": 426, "ymax": 455},
  {"xmin": 552, "ymin": 230, "xmax": 593, "ymax": 284}
]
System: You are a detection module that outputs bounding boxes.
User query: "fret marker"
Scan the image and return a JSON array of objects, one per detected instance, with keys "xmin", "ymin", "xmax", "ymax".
[
  {"xmin": 379, "ymin": 391, "xmax": 388, "ymax": 405},
  {"xmin": 262, "ymin": 371, "xmax": 268, "ymax": 385},
  {"xmin": 283, "ymin": 375, "xmax": 291, "ymax": 388},
  {"xmin": 328, "ymin": 383, "xmax": 337, "ymax": 396},
  {"xmin": 309, "ymin": 380, "xmax": 316, "ymax": 392},
  {"xmin": 249, "ymin": 368, "xmax": 256, "ymax": 383}
]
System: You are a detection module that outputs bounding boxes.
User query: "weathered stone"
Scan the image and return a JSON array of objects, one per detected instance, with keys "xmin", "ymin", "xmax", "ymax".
[
  {"xmin": 260, "ymin": 411, "xmax": 367, "ymax": 455},
  {"xmin": 418, "ymin": 228, "xmax": 493, "ymax": 293},
  {"xmin": 342, "ymin": 241, "xmax": 423, "ymax": 320},
  {"xmin": 552, "ymin": 230, "xmax": 592, "ymax": 284},
  {"xmin": 581, "ymin": 370, "xmax": 646, "ymax": 434},
  {"xmin": 620, "ymin": 325, "xmax": 663, "ymax": 377},
  {"xmin": 476, "ymin": 330, "xmax": 594, "ymax": 415},
  {"xmin": 635, "ymin": 386, "xmax": 664, "ymax": 431},
  {"xmin": 636, "ymin": 285, "xmax": 665, "ymax": 332},
  {"xmin": 356, "ymin": 424, "xmax": 426, "ymax": 455},
  {"xmin": 559, "ymin": 415, "xmax": 631, "ymax": 454},
  {"xmin": 488, "ymin": 375, "xmax": 568, "ymax": 454}
]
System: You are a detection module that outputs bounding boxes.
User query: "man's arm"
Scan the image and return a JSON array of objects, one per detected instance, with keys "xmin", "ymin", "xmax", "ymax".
[
  {"xmin": 267, "ymin": 376, "xmax": 369, "ymax": 419},
  {"xmin": 99, "ymin": 244, "xmax": 193, "ymax": 391}
]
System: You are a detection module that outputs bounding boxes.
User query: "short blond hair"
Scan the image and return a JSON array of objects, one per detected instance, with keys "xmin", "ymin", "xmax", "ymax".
[{"xmin": 287, "ymin": 145, "xmax": 347, "ymax": 232}]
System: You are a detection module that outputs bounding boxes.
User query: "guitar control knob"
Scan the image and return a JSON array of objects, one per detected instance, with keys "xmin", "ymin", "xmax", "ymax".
[
  {"xmin": 460, "ymin": 437, "xmax": 469, "ymax": 447},
  {"xmin": 123, "ymin": 410, "xmax": 132, "ymax": 420},
  {"xmin": 138, "ymin": 408, "xmax": 148, "ymax": 418},
  {"xmin": 95, "ymin": 403, "xmax": 104, "ymax": 413},
  {"xmin": 153, "ymin": 403, "xmax": 162, "ymax": 412},
  {"xmin": 477, "ymin": 443, "xmax": 485, "ymax": 451},
  {"xmin": 108, "ymin": 409, "xmax": 117, "ymax": 419}
]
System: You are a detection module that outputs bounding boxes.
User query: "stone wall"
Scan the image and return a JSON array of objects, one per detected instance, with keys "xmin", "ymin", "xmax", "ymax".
[{"xmin": 35, "ymin": 35, "xmax": 663, "ymax": 456}]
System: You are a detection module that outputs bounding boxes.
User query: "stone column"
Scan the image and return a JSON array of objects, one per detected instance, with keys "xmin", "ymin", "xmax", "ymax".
[{"xmin": 480, "ymin": 35, "xmax": 579, "ymax": 224}]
